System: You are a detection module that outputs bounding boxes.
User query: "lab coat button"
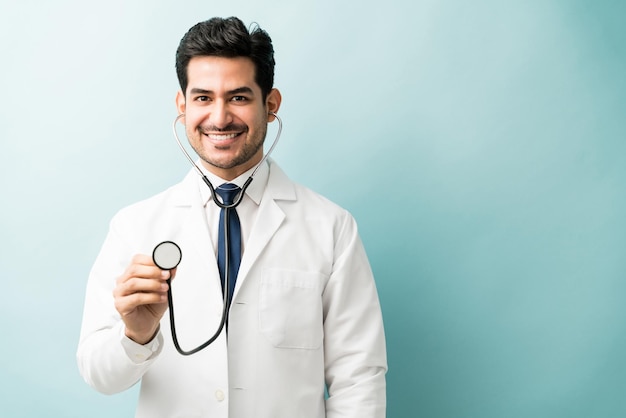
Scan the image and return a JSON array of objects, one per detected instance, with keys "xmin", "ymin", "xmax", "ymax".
[{"xmin": 215, "ymin": 390, "xmax": 225, "ymax": 402}]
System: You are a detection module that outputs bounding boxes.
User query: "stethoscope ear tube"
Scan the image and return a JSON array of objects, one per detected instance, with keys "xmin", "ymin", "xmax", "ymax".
[{"xmin": 172, "ymin": 111, "xmax": 283, "ymax": 199}]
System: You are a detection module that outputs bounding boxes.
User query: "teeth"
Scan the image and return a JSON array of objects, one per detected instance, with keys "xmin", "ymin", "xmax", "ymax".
[{"xmin": 206, "ymin": 133, "xmax": 239, "ymax": 141}]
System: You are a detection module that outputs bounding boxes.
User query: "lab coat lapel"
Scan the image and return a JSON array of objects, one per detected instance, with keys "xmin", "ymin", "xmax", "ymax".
[
  {"xmin": 171, "ymin": 170, "xmax": 220, "ymax": 289},
  {"xmin": 234, "ymin": 162, "xmax": 296, "ymax": 297}
]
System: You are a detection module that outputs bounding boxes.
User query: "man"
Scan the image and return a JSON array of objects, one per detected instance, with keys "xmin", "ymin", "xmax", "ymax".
[{"xmin": 77, "ymin": 17, "xmax": 387, "ymax": 418}]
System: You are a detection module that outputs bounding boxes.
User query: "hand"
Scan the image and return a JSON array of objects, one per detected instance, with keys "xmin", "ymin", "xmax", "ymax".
[{"xmin": 113, "ymin": 254, "xmax": 176, "ymax": 344}]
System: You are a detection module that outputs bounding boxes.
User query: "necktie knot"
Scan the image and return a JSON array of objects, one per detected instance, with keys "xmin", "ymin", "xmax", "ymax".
[{"xmin": 216, "ymin": 183, "xmax": 241, "ymax": 206}]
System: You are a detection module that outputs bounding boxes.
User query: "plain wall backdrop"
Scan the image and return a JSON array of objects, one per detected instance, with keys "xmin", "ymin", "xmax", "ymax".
[{"xmin": 1, "ymin": 0, "xmax": 625, "ymax": 417}]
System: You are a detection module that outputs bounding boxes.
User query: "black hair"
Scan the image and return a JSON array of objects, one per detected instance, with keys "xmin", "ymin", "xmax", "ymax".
[{"xmin": 175, "ymin": 17, "xmax": 275, "ymax": 100}]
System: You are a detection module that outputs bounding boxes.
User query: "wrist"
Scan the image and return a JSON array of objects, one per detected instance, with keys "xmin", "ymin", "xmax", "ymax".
[{"xmin": 125, "ymin": 325, "xmax": 160, "ymax": 345}]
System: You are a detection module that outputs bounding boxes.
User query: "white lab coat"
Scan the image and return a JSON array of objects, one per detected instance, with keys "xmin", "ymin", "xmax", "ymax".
[{"xmin": 77, "ymin": 160, "xmax": 387, "ymax": 418}]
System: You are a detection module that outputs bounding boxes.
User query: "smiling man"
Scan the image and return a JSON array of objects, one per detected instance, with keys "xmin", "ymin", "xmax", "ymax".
[{"xmin": 77, "ymin": 17, "xmax": 387, "ymax": 418}]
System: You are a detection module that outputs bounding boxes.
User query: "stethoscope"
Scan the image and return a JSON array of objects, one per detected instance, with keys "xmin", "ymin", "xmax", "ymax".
[{"xmin": 152, "ymin": 111, "xmax": 282, "ymax": 355}]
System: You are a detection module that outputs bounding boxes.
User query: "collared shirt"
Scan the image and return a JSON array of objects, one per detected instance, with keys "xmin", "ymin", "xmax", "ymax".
[{"xmin": 196, "ymin": 160, "xmax": 270, "ymax": 258}]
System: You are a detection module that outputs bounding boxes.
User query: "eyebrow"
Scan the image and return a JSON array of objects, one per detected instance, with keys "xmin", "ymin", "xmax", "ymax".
[{"xmin": 189, "ymin": 86, "xmax": 255, "ymax": 96}]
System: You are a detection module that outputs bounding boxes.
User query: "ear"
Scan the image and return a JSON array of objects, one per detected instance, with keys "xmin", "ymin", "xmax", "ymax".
[
  {"xmin": 175, "ymin": 90, "xmax": 186, "ymax": 122},
  {"xmin": 266, "ymin": 88, "xmax": 282, "ymax": 121}
]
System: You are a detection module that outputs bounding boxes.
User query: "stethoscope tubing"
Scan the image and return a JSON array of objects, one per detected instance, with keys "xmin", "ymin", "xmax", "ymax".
[
  {"xmin": 166, "ymin": 111, "xmax": 282, "ymax": 355},
  {"xmin": 166, "ymin": 209, "xmax": 232, "ymax": 355}
]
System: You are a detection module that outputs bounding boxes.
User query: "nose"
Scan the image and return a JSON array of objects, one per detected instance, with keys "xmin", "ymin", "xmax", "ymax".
[{"xmin": 207, "ymin": 100, "xmax": 233, "ymax": 129}]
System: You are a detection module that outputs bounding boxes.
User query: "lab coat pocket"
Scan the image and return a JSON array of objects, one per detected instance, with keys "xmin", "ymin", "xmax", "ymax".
[{"xmin": 259, "ymin": 269, "xmax": 325, "ymax": 349}]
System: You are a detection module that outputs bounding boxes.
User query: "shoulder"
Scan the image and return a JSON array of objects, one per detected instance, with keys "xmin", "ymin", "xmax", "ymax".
[
  {"xmin": 111, "ymin": 170, "xmax": 195, "ymax": 229},
  {"xmin": 267, "ymin": 160, "xmax": 354, "ymax": 224}
]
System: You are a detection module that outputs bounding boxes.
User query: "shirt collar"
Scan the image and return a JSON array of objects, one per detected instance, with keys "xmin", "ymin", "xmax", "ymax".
[{"xmin": 196, "ymin": 160, "xmax": 269, "ymax": 207}]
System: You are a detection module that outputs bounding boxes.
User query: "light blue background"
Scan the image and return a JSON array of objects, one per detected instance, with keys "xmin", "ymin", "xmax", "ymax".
[{"xmin": 1, "ymin": 1, "xmax": 625, "ymax": 417}]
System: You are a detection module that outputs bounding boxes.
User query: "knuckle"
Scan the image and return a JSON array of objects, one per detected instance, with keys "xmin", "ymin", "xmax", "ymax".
[{"xmin": 125, "ymin": 264, "xmax": 140, "ymax": 278}]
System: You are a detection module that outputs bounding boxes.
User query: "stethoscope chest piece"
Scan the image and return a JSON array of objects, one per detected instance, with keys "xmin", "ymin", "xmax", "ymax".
[{"xmin": 153, "ymin": 241, "xmax": 182, "ymax": 270}]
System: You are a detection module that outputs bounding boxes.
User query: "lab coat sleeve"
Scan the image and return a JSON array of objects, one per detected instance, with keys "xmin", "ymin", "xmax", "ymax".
[
  {"xmin": 323, "ymin": 212, "xmax": 387, "ymax": 417},
  {"xmin": 76, "ymin": 214, "xmax": 163, "ymax": 395}
]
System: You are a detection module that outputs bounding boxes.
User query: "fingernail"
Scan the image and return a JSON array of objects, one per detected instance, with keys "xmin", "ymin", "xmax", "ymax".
[{"xmin": 161, "ymin": 270, "xmax": 169, "ymax": 279}]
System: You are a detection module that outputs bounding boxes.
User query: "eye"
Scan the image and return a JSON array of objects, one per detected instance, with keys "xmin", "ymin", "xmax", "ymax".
[
  {"xmin": 195, "ymin": 96, "xmax": 210, "ymax": 102},
  {"xmin": 231, "ymin": 95, "xmax": 248, "ymax": 102}
]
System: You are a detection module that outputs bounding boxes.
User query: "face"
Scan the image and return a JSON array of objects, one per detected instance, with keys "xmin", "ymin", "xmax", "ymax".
[{"xmin": 176, "ymin": 56, "xmax": 281, "ymax": 180}]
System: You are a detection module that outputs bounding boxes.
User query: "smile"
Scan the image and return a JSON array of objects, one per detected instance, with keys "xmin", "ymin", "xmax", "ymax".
[{"xmin": 205, "ymin": 132, "xmax": 241, "ymax": 141}]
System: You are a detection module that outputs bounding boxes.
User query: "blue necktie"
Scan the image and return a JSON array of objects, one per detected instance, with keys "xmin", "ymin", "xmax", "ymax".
[{"xmin": 216, "ymin": 183, "xmax": 242, "ymax": 304}]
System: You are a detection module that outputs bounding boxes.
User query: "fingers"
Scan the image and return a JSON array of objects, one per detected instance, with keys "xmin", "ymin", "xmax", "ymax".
[
  {"xmin": 113, "ymin": 254, "xmax": 179, "ymax": 344},
  {"xmin": 113, "ymin": 254, "xmax": 171, "ymax": 315}
]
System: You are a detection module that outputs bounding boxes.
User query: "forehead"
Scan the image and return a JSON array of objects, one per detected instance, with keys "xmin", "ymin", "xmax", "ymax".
[{"xmin": 186, "ymin": 56, "xmax": 258, "ymax": 92}]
